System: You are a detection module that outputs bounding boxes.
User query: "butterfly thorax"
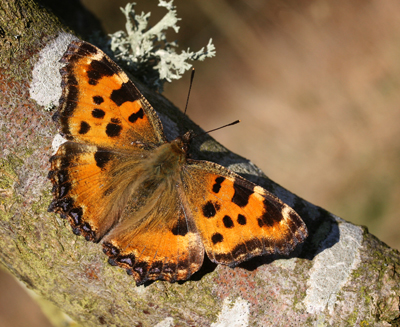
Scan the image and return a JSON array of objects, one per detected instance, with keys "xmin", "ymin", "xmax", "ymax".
[{"xmin": 146, "ymin": 131, "xmax": 192, "ymax": 179}]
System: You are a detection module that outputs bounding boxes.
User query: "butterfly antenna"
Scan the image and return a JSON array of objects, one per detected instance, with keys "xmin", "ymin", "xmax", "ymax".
[
  {"xmin": 194, "ymin": 120, "xmax": 241, "ymax": 139},
  {"xmin": 184, "ymin": 68, "xmax": 195, "ymax": 116}
]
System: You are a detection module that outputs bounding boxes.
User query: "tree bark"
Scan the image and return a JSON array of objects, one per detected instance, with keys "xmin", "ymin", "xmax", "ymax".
[{"xmin": 1, "ymin": 0, "xmax": 399, "ymax": 326}]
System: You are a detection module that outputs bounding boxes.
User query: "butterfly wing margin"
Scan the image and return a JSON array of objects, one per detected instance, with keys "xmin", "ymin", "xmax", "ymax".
[
  {"xmin": 55, "ymin": 40, "xmax": 166, "ymax": 148},
  {"xmin": 182, "ymin": 160, "xmax": 308, "ymax": 266}
]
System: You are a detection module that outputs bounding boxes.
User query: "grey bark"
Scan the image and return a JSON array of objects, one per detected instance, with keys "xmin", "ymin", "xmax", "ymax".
[{"xmin": 0, "ymin": 0, "xmax": 399, "ymax": 326}]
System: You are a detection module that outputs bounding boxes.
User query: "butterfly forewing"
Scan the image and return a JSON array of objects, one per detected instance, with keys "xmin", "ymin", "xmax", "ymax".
[
  {"xmin": 57, "ymin": 40, "xmax": 166, "ymax": 148},
  {"xmin": 182, "ymin": 160, "xmax": 308, "ymax": 266}
]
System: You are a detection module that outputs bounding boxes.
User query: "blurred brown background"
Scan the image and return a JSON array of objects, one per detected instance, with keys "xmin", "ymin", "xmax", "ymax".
[{"xmin": 2, "ymin": 0, "xmax": 400, "ymax": 326}]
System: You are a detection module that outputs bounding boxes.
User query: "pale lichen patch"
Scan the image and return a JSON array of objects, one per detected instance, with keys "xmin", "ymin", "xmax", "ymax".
[
  {"xmin": 29, "ymin": 33, "xmax": 78, "ymax": 110},
  {"xmin": 211, "ymin": 297, "xmax": 250, "ymax": 327},
  {"xmin": 154, "ymin": 317, "xmax": 174, "ymax": 327},
  {"xmin": 51, "ymin": 134, "xmax": 67, "ymax": 155},
  {"xmin": 304, "ymin": 216, "xmax": 363, "ymax": 315}
]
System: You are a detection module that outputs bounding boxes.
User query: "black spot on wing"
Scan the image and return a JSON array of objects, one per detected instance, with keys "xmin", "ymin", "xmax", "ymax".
[
  {"xmin": 110, "ymin": 82, "xmax": 141, "ymax": 106},
  {"xmin": 231, "ymin": 181, "xmax": 254, "ymax": 208},
  {"xmin": 76, "ymin": 41, "xmax": 99, "ymax": 56},
  {"xmin": 237, "ymin": 214, "xmax": 246, "ymax": 225},
  {"xmin": 211, "ymin": 233, "xmax": 224, "ymax": 244},
  {"xmin": 93, "ymin": 95, "xmax": 104, "ymax": 105},
  {"xmin": 128, "ymin": 108, "xmax": 144, "ymax": 123},
  {"xmin": 212, "ymin": 176, "xmax": 225, "ymax": 194},
  {"xmin": 222, "ymin": 215, "xmax": 234, "ymax": 228},
  {"xmin": 87, "ymin": 58, "xmax": 114, "ymax": 86},
  {"xmin": 106, "ymin": 122, "xmax": 122, "ymax": 137},
  {"xmin": 202, "ymin": 201, "xmax": 220, "ymax": 218},
  {"xmin": 78, "ymin": 121, "xmax": 90, "ymax": 134},
  {"xmin": 92, "ymin": 108, "xmax": 105, "ymax": 119},
  {"xmin": 171, "ymin": 218, "xmax": 188, "ymax": 236},
  {"xmin": 94, "ymin": 150, "xmax": 112, "ymax": 170},
  {"xmin": 258, "ymin": 198, "xmax": 284, "ymax": 227}
]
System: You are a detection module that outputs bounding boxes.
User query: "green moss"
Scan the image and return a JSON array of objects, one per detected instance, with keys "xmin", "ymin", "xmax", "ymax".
[
  {"xmin": 0, "ymin": 155, "xmax": 24, "ymax": 221},
  {"xmin": 0, "ymin": 155, "xmax": 22, "ymax": 185},
  {"xmin": 360, "ymin": 286, "xmax": 372, "ymax": 306},
  {"xmin": 0, "ymin": 0, "xmax": 64, "ymax": 80},
  {"xmin": 345, "ymin": 308, "xmax": 359, "ymax": 325},
  {"xmin": 32, "ymin": 189, "xmax": 53, "ymax": 215}
]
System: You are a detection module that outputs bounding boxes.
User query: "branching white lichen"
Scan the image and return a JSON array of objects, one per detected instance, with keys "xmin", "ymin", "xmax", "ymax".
[{"xmin": 109, "ymin": 1, "xmax": 216, "ymax": 91}]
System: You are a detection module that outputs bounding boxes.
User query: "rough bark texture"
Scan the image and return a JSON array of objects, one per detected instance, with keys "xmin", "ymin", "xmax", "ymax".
[{"xmin": 1, "ymin": 0, "xmax": 399, "ymax": 326}]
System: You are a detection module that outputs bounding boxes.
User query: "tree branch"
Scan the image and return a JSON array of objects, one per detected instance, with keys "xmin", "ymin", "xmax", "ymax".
[{"xmin": 1, "ymin": 0, "xmax": 399, "ymax": 326}]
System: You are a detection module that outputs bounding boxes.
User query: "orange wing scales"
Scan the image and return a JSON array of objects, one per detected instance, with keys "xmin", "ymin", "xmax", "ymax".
[
  {"xmin": 48, "ymin": 40, "xmax": 308, "ymax": 286},
  {"xmin": 56, "ymin": 40, "xmax": 165, "ymax": 148},
  {"xmin": 48, "ymin": 142, "xmax": 123, "ymax": 241},
  {"xmin": 102, "ymin": 212, "xmax": 203, "ymax": 284},
  {"xmin": 183, "ymin": 162, "xmax": 308, "ymax": 266},
  {"xmin": 99, "ymin": 177, "xmax": 205, "ymax": 285}
]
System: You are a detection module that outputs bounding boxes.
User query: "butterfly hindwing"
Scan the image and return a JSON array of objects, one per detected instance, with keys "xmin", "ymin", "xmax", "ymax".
[
  {"xmin": 182, "ymin": 160, "xmax": 308, "ymax": 266},
  {"xmin": 48, "ymin": 141, "xmax": 144, "ymax": 241},
  {"xmin": 101, "ymin": 177, "xmax": 204, "ymax": 285}
]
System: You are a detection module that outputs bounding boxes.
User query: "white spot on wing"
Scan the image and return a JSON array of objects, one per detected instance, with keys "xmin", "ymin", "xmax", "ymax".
[
  {"xmin": 117, "ymin": 71, "xmax": 130, "ymax": 83},
  {"xmin": 90, "ymin": 50, "xmax": 104, "ymax": 61},
  {"xmin": 281, "ymin": 206, "xmax": 292, "ymax": 221},
  {"xmin": 253, "ymin": 185, "xmax": 266, "ymax": 195}
]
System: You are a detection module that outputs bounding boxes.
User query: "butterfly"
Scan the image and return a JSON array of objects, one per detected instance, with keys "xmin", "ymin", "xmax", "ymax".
[{"xmin": 48, "ymin": 40, "xmax": 308, "ymax": 286}]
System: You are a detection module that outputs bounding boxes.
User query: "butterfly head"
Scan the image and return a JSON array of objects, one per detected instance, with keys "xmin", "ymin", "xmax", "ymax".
[{"xmin": 172, "ymin": 130, "xmax": 195, "ymax": 155}]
